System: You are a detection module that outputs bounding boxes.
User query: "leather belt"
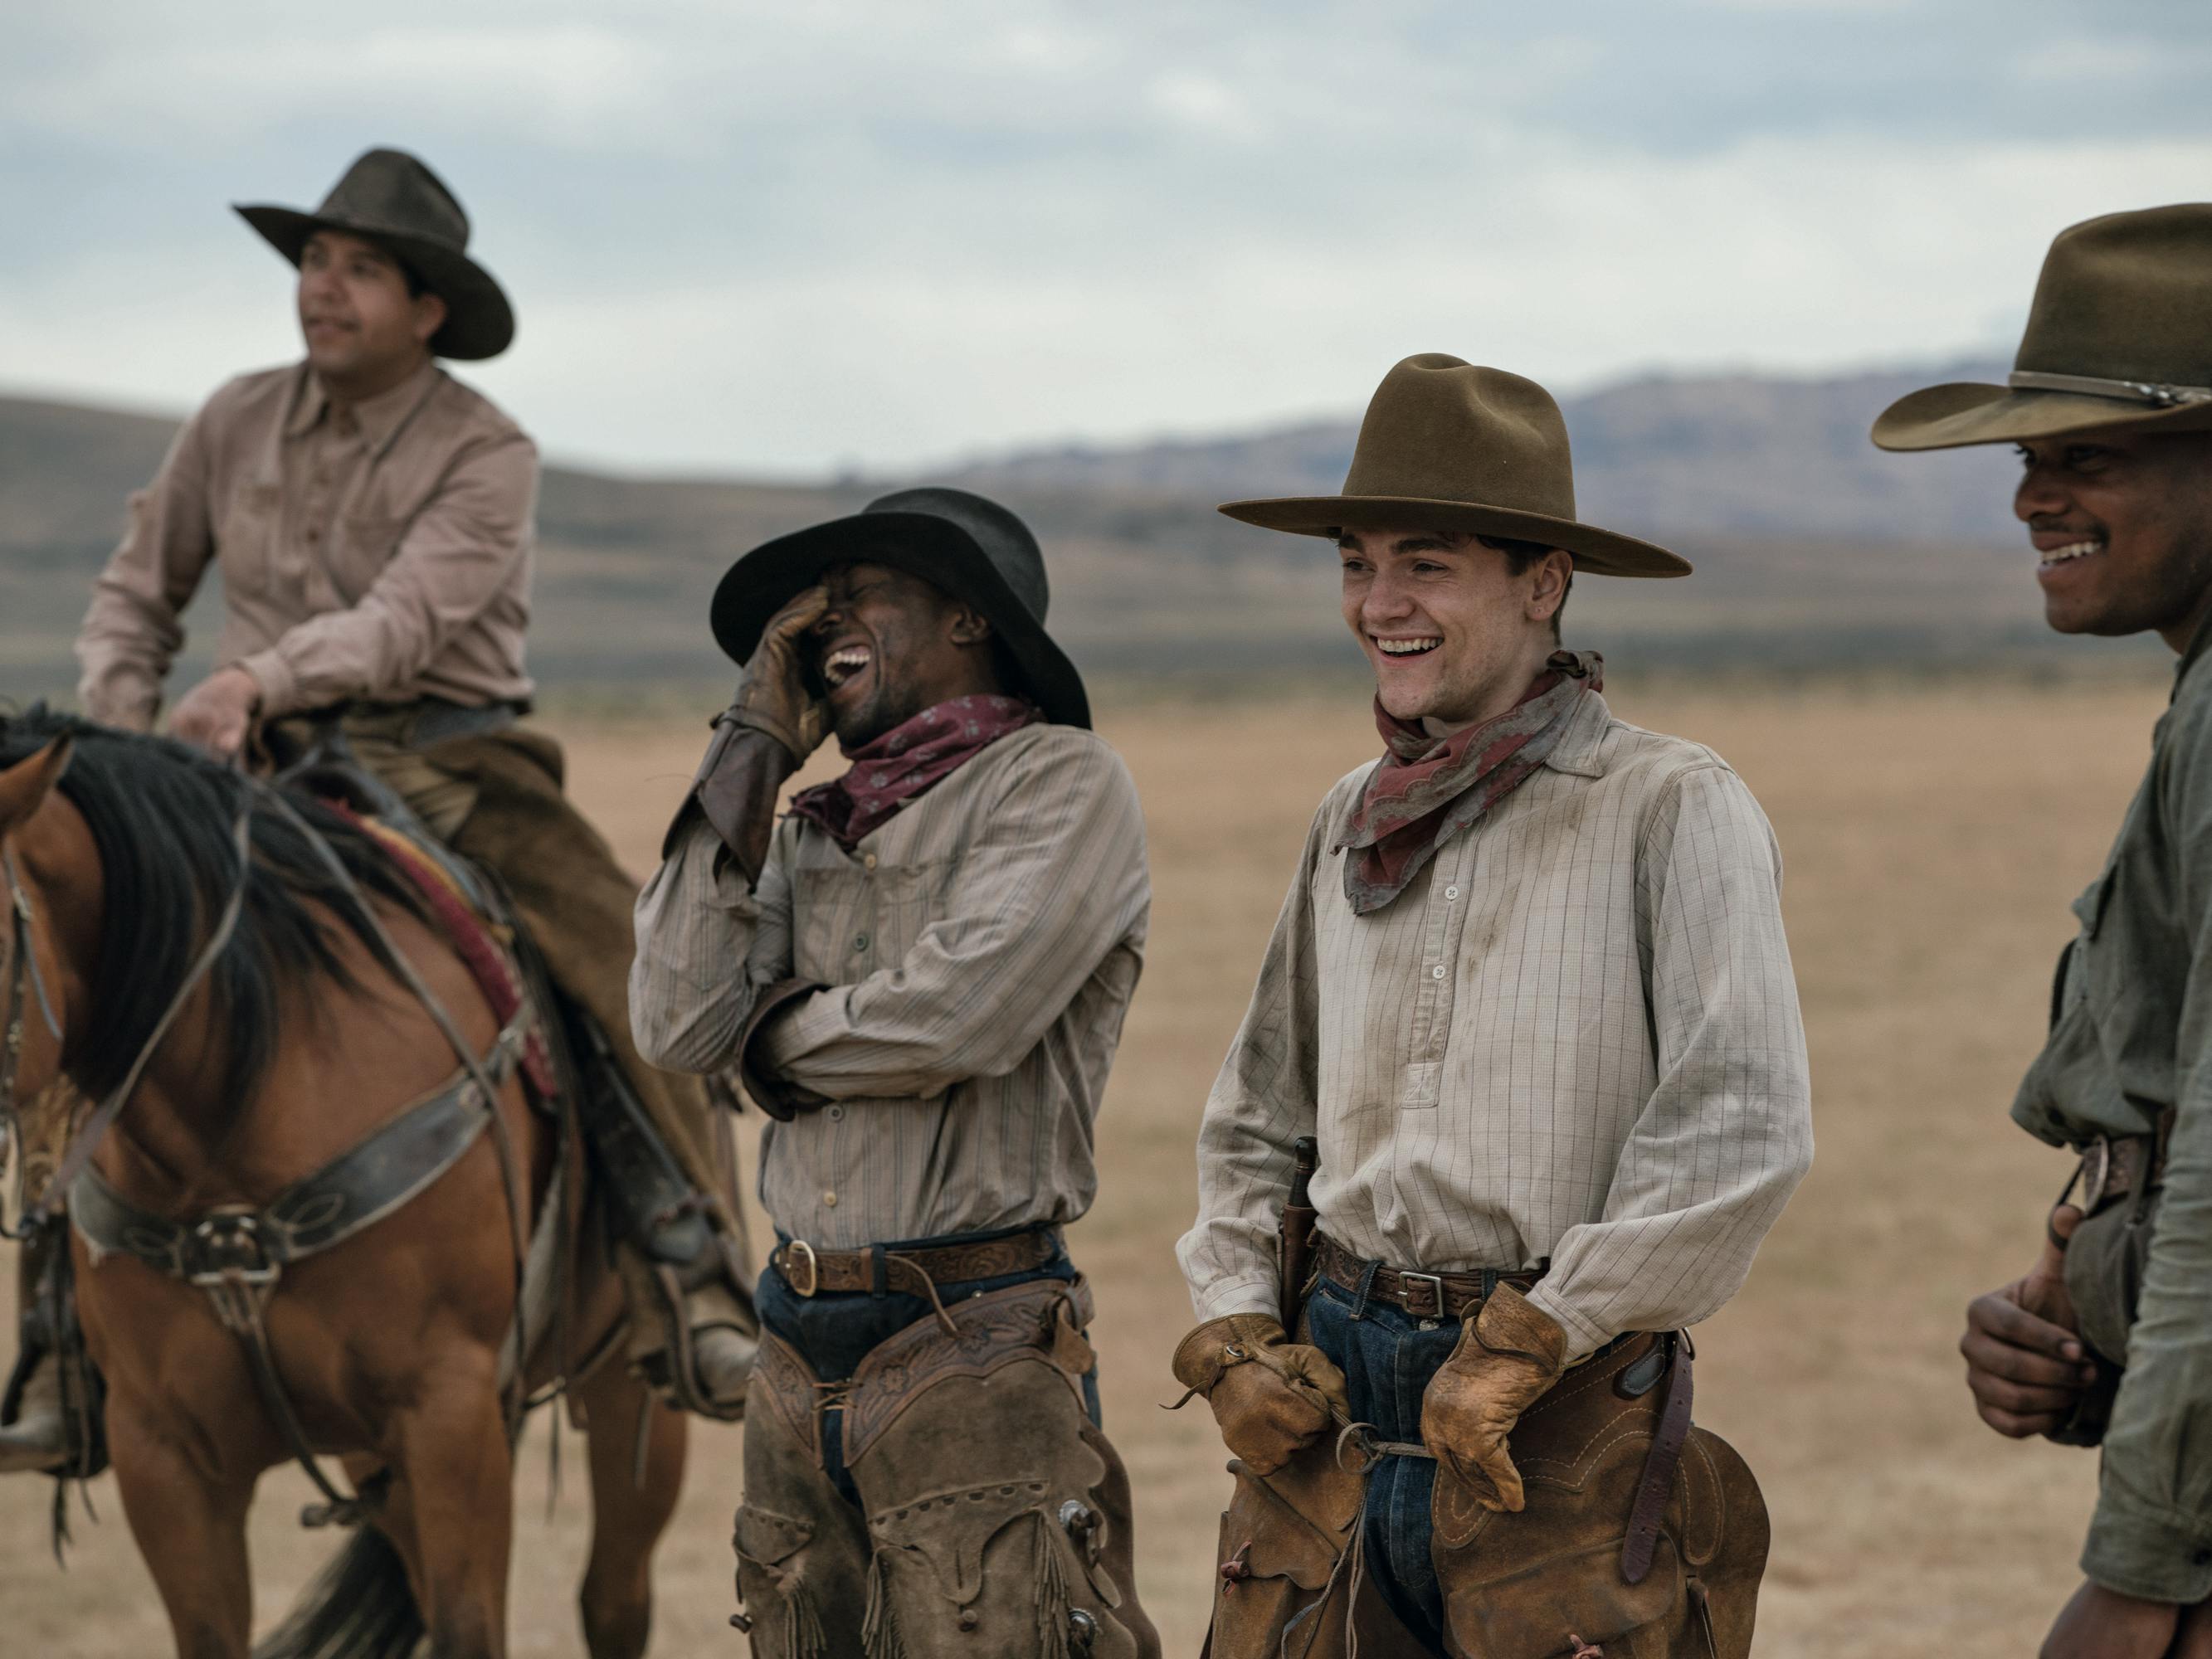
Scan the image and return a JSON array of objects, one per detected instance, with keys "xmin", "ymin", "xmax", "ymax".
[
  {"xmin": 772, "ymin": 1227, "xmax": 1059, "ymax": 1299},
  {"xmin": 2072, "ymin": 1112, "xmax": 2173, "ymax": 1215},
  {"xmin": 1313, "ymin": 1233, "xmax": 1542, "ymax": 1322}
]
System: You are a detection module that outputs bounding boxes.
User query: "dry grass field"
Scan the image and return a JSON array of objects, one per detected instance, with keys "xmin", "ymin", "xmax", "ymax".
[{"xmin": 1, "ymin": 674, "xmax": 2174, "ymax": 1656}]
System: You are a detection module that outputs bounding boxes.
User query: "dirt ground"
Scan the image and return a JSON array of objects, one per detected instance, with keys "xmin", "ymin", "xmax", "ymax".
[{"xmin": 1, "ymin": 675, "xmax": 2170, "ymax": 1656}]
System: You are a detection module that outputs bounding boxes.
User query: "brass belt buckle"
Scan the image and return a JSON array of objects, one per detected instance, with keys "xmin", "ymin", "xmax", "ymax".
[
  {"xmin": 1401, "ymin": 1271, "xmax": 1445, "ymax": 1321},
  {"xmin": 2079, "ymin": 1136, "xmax": 2113, "ymax": 1212},
  {"xmin": 784, "ymin": 1238, "xmax": 821, "ymax": 1297}
]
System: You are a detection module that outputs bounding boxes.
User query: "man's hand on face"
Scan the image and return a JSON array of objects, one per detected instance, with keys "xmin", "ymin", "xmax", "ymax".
[
  {"xmin": 166, "ymin": 667, "xmax": 261, "ymax": 761},
  {"xmin": 731, "ymin": 586, "xmax": 833, "ymax": 761},
  {"xmin": 2039, "ymin": 1581, "xmax": 2181, "ymax": 1659},
  {"xmin": 1961, "ymin": 1204, "xmax": 2100, "ymax": 1438}
]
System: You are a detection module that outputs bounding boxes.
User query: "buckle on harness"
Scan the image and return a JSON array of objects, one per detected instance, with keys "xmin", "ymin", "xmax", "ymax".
[
  {"xmin": 187, "ymin": 1209, "xmax": 279, "ymax": 1288},
  {"xmin": 1401, "ymin": 1271, "xmax": 1446, "ymax": 1320},
  {"xmin": 783, "ymin": 1238, "xmax": 820, "ymax": 1298}
]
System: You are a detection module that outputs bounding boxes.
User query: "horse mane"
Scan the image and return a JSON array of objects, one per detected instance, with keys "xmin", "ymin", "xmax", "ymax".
[{"xmin": 0, "ymin": 706, "xmax": 436, "ymax": 1109}]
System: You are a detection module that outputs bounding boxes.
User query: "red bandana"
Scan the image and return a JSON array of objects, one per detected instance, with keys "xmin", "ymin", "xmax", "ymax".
[
  {"xmin": 789, "ymin": 695, "xmax": 1041, "ymax": 850},
  {"xmin": 1337, "ymin": 650, "xmax": 1602, "ymax": 914}
]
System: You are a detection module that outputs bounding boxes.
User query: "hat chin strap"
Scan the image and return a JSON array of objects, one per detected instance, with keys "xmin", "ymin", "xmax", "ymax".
[{"xmin": 2009, "ymin": 369, "xmax": 2212, "ymax": 408}]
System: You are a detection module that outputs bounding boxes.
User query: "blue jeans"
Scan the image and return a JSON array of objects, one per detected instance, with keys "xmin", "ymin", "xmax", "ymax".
[
  {"xmin": 754, "ymin": 1224, "xmax": 1101, "ymax": 1508},
  {"xmin": 1303, "ymin": 1272, "xmax": 1462, "ymax": 1652}
]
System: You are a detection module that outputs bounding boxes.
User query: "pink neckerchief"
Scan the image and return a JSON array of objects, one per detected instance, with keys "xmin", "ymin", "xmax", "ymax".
[{"xmin": 788, "ymin": 694, "xmax": 1042, "ymax": 850}]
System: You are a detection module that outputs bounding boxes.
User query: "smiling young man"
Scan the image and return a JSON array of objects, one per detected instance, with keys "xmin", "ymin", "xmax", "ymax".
[
  {"xmin": 629, "ymin": 488, "xmax": 1158, "ymax": 1657},
  {"xmin": 1, "ymin": 149, "xmax": 761, "ymax": 1473},
  {"xmin": 1173, "ymin": 354, "xmax": 1814, "ymax": 1657},
  {"xmin": 1875, "ymin": 203, "xmax": 2212, "ymax": 1659}
]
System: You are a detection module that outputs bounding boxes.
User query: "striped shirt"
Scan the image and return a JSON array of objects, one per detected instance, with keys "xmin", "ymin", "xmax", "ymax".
[
  {"xmin": 630, "ymin": 722, "xmax": 1149, "ymax": 1248},
  {"xmin": 1176, "ymin": 691, "xmax": 1813, "ymax": 1359}
]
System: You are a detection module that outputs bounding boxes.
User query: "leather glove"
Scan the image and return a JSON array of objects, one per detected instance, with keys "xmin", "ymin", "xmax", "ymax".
[
  {"xmin": 1419, "ymin": 1284, "xmax": 1567, "ymax": 1513},
  {"xmin": 1172, "ymin": 1314, "xmax": 1349, "ymax": 1476},
  {"xmin": 728, "ymin": 585, "xmax": 833, "ymax": 761}
]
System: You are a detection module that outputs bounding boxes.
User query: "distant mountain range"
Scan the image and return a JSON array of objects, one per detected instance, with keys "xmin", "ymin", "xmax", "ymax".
[{"xmin": 0, "ymin": 358, "xmax": 2150, "ymax": 699}]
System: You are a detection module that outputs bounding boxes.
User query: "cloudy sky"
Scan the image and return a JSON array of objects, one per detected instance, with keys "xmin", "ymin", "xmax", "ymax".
[{"xmin": 5, "ymin": 1, "xmax": 2209, "ymax": 474}]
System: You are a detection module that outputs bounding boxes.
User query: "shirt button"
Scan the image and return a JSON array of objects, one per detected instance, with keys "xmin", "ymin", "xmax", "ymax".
[
  {"xmin": 826, "ymin": 1105, "xmax": 845, "ymax": 1121},
  {"xmin": 305, "ymin": 526, "xmax": 321, "ymax": 543},
  {"xmin": 1430, "ymin": 965, "xmax": 1446, "ymax": 980},
  {"xmin": 822, "ymin": 1190, "xmax": 838, "ymax": 1208},
  {"xmin": 1445, "ymin": 885, "xmax": 1459, "ymax": 901},
  {"xmin": 863, "ymin": 854, "xmax": 878, "ymax": 871},
  {"xmin": 853, "ymin": 932, "xmax": 870, "ymax": 952}
]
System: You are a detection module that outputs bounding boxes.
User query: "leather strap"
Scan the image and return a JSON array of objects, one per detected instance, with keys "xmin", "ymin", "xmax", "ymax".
[
  {"xmin": 1312, "ymin": 1233, "xmax": 1542, "ymax": 1321},
  {"xmin": 1620, "ymin": 1332, "xmax": 1694, "ymax": 1584},
  {"xmin": 2068, "ymin": 1111, "xmax": 2174, "ymax": 1216},
  {"xmin": 2009, "ymin": 369, "xmax": 2212, "ymax": 408},
  {"xmin": 772, "ymin": 1226, "xmax": 1060, "ymax": 1298}
]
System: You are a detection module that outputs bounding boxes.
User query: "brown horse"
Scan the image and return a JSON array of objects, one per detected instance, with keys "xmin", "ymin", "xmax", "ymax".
[{"xmin": 0, "ymin": 711, "xmax": 686, "ymax": 1659}]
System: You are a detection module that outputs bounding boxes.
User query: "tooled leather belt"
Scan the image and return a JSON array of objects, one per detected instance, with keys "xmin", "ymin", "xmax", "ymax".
[
  {"xmin": 771, "ymin": 1226, "xmax": 1059, "ymax": 1298},
  {"xmin": 1312, "ymin": 1232, "xmax": 1543, "ymax": 1321}
]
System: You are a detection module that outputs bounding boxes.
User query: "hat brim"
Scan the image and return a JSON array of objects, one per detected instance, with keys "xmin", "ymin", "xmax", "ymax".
[
  {"xmin": 235, "ymin": 203, "xmax": 516, "ymax": 362},
  {"xmin": 1872, "ymin": 381, "xmax": 2212, "ymax": 452},
  {"xmin": 1216, "ymin": 495, "xmax": 1691, "ymax": 577},
  {"xmin": 710, "ymin": 513, "xmax": 1092, "ymax": 729}
]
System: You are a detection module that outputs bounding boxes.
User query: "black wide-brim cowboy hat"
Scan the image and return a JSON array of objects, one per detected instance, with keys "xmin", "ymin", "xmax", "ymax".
[
  {"xmin": 1873, "ymin": 203, "xmax": 2212, "ymax": 452},
  {"xmin": 236, "ymin": 147, "xmax": 515, "ymax": 362},
  {"xmin": 1222, "ymin": 354, "xmax": 1689, "ymax": 578},
  {"xmin": 711, "ymin": 487, "xmax": 1091, "ymax": 729}
]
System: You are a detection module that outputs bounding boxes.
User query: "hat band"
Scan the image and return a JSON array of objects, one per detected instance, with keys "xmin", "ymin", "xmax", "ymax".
[{"xmin": 2009, "ymin": 369, "xmax": 2212, "ymax": 408}]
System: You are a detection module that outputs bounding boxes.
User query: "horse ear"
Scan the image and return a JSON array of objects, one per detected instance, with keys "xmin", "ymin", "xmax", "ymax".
[{"xmin": 0, "ymin": 737, "xmax": 75, "ymax": 834}]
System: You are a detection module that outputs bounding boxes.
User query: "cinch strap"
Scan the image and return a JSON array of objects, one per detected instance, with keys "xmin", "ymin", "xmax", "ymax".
[{"xmin": 2009, "ymin": 370, "xmax": 2212, "ymax": 408}]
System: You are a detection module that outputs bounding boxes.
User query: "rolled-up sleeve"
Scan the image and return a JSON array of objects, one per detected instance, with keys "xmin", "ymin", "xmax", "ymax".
[
  {"xmin": 1523, "ymin": 763, "xmax": 1815, "ymax": 1358},
  {"xmin": 1175, "ymin": 805, "xmax": 1330, "ymax": 1324},
  {"xmin": 75, "ymin": 409, "xmax": 218, "ymax": 730},
  {"xmin": 236, "ymin": 430, "xmax": 537, "ymax": 717},
  {"xmin": 2085, "ymin": 707, "xmax": 2212, "ymax": 1603},
  {"xmin": 756, "ymin": 741, "xmax": 1147, "ymax": 1099},
  {"xmin": 630, "ymin": 817, "xmax": 794, "ymax": 1073}
]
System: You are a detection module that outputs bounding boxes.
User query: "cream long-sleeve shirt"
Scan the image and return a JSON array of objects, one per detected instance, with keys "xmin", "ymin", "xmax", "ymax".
[
  {"xmin": 75, "ymin": 359, "xmax": 537, "ymax": 727},
  {"xmin": 1176, "ymin": 690, "xmax": 1814, "ymax": 1359},
  {"xmin": 630, "ymin": 722, "xmax": 1150, "ymax": 1248}
]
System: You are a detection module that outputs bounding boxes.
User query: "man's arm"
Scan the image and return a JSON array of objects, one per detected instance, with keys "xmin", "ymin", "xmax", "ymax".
[
  {"xmin": 630, "ymin": 808, "xmax": 797, "ymax": 1074},
  {"xmin": 1523, "ymin": 761, "xmax": 1815, "ymax": 1360},
  {"xmin": 753, "ymin": 737, "xmax": 1147, "ymax": 1099},
  {"xmin": 75, "ymin": 409, "xmax": 219, "ymax": 729},
  {"xmin": 1173, "ymin": 801, "xmax": 1331, "ymax": 1324},
  {"xmin": 233, "ymin": 429, "xmax": 536, "ymax": 717},
  {"xmin": 2078, "ymin": 708, "xmax": 2212, "ymax": 1606}
]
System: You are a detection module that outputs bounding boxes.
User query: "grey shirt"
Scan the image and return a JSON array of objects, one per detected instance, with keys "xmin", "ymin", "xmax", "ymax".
[
  {"xmin": 1177, "ymin": 691, "xmax": 1814, "ymax": 1360},
  {"xmin": 630, "ymin": 722, "xmax": 1150, "ymax": 1248},
  {"xmin": 2013, "ymin": 625, "xmax": 2212, "ymax": 1603}
]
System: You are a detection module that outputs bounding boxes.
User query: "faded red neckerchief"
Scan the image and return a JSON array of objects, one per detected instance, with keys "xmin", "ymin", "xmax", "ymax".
[
  {"xmin": 789, "ymin": 694, "xmax": 1041, "ymax": 850},
  {"xmin": 1337, "ymin": 650, "xmax": 1603, "ymax": 914}
]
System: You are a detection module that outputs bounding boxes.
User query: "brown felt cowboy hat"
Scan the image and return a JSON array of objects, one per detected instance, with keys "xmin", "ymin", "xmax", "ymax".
[
  {"xmin": 1874, "ymin": 204, "xmax": 2212, "ymax": 452},
  {"xmin": 235, "ymin": 148, "xmax": 515, "ymax": 362},
  {"xmin": 711, "ymin": 488, "xmax": 1091, "ymax": 728},
  {"xmin": 1219, "ymin": 353, "xmax": 1690, "ymax": 577}
]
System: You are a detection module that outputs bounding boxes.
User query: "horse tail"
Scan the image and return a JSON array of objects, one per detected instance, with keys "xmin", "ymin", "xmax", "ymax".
[{"xmin": 251, "ymin": 1525, "xmax": 423, "ymax": 1659}]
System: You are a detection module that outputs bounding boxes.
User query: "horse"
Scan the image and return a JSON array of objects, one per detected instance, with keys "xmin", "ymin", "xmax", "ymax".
[{"xmin": 0, "ymin": 710, "xmax": 687, "ymax": 1659}]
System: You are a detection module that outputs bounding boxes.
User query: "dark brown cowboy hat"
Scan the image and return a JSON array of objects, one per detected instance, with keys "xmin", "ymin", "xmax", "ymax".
[
  {"xmin": 235, "ymin": 148, "xmax": 515, "ymax": 362},
  {"xmin": 1219, "ymin": 353, "xmax": 1689, "ymax": 578},
  {"xmin": 710, "ymin": 488, "xmax": 1091, "ymax": 728},
  {"xmin": 1873, "ymin": 203, "xmax": 2212, "ymax": 452}
]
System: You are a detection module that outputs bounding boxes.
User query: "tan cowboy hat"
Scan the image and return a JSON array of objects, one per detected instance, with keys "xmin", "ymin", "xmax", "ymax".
[
  {"xmin": 1873, "ymin": 203, "xmax": 2212, "ymax": 452},
  {"xmin": 1219, "ymin": 353, "xmax": 1690, "ymax": 577},
  {"xmin": 235, "ymin": 148, "xmax": 515, "ymax": 362}
]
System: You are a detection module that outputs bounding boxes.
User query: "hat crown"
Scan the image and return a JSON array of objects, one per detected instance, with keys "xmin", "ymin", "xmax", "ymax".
[
  {"xmin": 863, "ymin": 487, "xmax": 1050, "ymax": 623},
  {"xmin": 2018, "ymin": 203, "xmax": 2212, "ymax": 387},
  {"xmin": 1340, "ymin": 354, "xmax": 1577, "ymax": 523},
  {"xmin": 315, "ymin": 148, "xmax": 472, "ymax": 253}
]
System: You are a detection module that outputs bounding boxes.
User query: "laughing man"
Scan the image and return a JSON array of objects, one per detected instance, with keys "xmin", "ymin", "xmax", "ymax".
[{"xmin": 1174, "ymin": 354, "xmax": 1815, "ymax": 1657}]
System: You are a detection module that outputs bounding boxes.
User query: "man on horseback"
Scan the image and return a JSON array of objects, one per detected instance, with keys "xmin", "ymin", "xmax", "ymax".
[
  {"xmin": 0, "ymin": 146, "xmax": 753, "ymax": 1475},
  {"xmin": 630, "ymin": 489, "xmax": 1161, "ymax": 1655},
  {"xmin": 1172, "ymin": 355, "xmax": 1815, "ymax": 1656}
]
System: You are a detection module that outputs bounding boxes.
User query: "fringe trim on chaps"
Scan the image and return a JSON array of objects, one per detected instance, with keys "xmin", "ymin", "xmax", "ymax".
[
  {"xmin": 863, "ymin": 1550, "xmax": 906, "ymax": 1659},
  {"xmin": 1033, "ymin": 1509, "xmax": 1076, "ymax": 1659},
  {"xmin": 763, "ymin": 1564, "xmax": 827, "ymax": 1659}
]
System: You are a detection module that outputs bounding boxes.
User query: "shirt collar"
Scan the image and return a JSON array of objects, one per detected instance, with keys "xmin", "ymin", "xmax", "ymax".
[
  {"xmin": 283, "ymin": 357, "xmax": 442, "ymax": 458},
  {"xmin": 1538, "ymin": 687, "xmax": 1611, "ymax": 778}
]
